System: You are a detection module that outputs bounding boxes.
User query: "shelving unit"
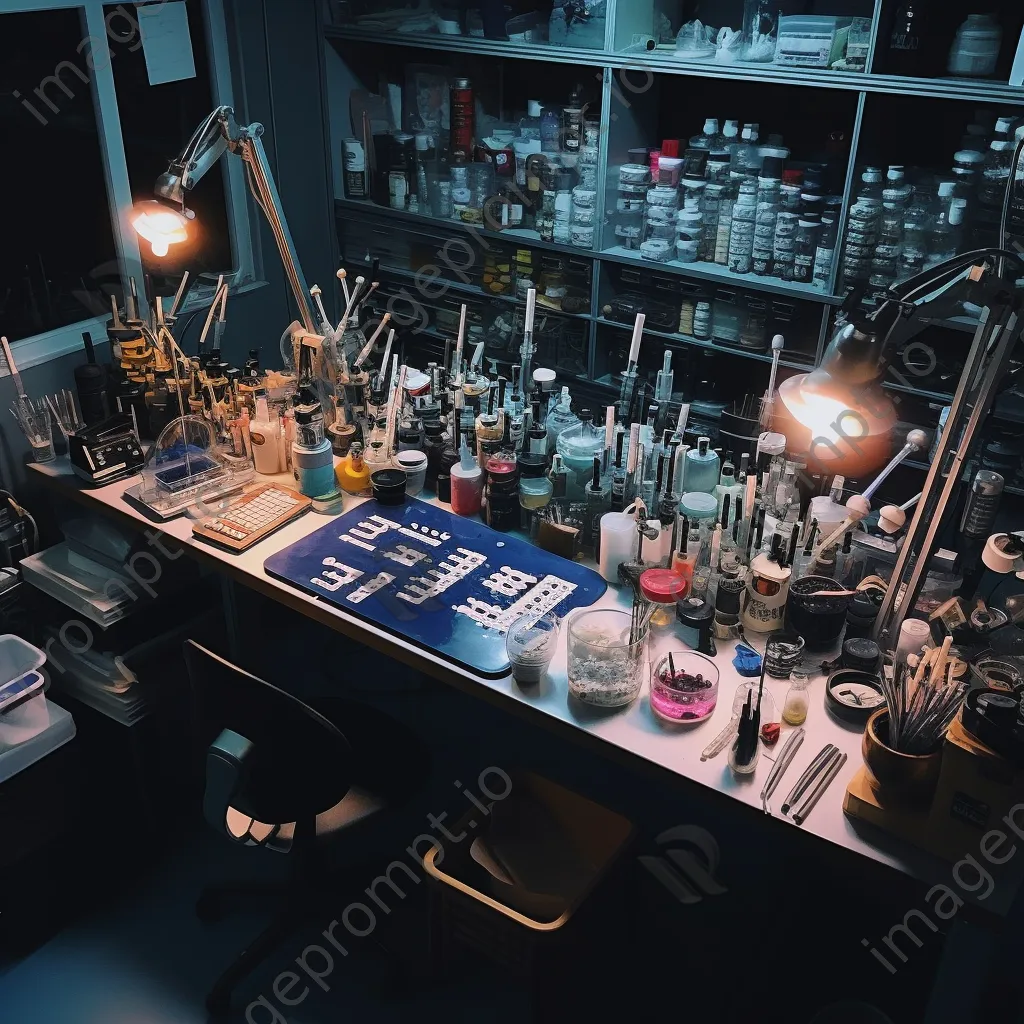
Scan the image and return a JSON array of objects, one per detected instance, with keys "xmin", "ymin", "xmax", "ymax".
[{"xmin": 322, "ymin": 1, "xmax": 1023, "ymax": 483}]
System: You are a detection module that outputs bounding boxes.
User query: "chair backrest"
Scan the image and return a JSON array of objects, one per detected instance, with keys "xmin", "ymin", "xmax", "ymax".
[{"xmin": 184, "ymin": 640, "xmax": 354, "ymax": 826}]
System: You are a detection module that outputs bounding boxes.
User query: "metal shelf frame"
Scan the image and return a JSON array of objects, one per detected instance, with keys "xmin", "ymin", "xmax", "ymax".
[
  {"xmin": 323, "ymin": 3, "xmax": 1023, "ymax": 419},
  {"xmin": 325, "ymin": 22, "xmax": 1024, "ymax": 105}
]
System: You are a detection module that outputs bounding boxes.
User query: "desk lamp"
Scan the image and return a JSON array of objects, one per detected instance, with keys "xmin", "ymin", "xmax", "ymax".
[
  {"xmin": 784, "ymin": 126, "xmax": 1024, "ymax": 643},
  {"xmin": 130, "ymin": 105, "xmax": 317, "ymax": 339}
]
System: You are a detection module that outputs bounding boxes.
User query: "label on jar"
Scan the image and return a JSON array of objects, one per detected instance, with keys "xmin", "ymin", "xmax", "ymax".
[
  {"xmin": 342, "ymin": 139, "xmax": 368, "ymax": 199},
  {"xmin": 388, "ymin": 171, "xmax": 408, "ymax": 209}
]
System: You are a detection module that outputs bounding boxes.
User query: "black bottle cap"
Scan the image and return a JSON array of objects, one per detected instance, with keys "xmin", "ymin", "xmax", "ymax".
[
  {"xmin": 437, "ymin": 473, "xmax": 452, "ymax": 503},
  {"xmin": 761, "ymin": 155, "xmax": 785, "ymax": 179}
]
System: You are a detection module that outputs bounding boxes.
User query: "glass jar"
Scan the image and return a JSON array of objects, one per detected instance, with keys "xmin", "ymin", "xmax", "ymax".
[
  {"xmin": 728, "ymin": 179, "xmax": 757, "ymax": 274},
  {"xmin": 651, "ymin": 650, "xmax": 720, "ymax": 722},
  {"xmin": 782, "ymin": 674, "xmax": 810, "ymax": 725},
  {"xmin": 484, "ymin": 454, "xmax": 519, "ymax": 531},
  {"xmin": 518, "ymin": 453, "xmax": 552, "ymax": 530},
  {"xmin": 640, "ymin": 568, "xmax": 687, "ymax": 627},
  {"xmin": 567, "ymin": 609, "xmax": 648, "ymax": 708},
  {"xmin": 506, "ymin": 613, "xmax": 560, "ymax": 685},
  {"xmin": 792, "ymin": 217, "xmax": 821, "ymax": 284}
]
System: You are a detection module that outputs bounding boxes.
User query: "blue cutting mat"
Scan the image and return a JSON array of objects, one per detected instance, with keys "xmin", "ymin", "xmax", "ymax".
[{"xmin": 264, "ymin": 498, "xmax": 606, "ymax": 678}]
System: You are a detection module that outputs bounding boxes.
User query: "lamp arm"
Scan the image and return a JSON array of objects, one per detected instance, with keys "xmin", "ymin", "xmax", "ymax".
[
  {"xmin": 236, "ymin": 126, "xmax": 318, "ymax": 337},
  {"xmin": 157, "ymin": 105, "xmax": 233, "ymax": 205}
]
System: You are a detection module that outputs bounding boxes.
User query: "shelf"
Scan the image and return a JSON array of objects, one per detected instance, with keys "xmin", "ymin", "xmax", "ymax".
[
  {"xmin": 599, "ymin": 246, "xmax": 843, "ymax": 304},
  {"xmin": 374, "ymin": 264, "xmax": 593, "ymax": 321},
  {"xmin": 335, "ymin": 198, "xmax": 591, "ymax": 260},
  {"xmin": 595, "ymin": 317, "xmax": 815, "ymax": 370},
  {"xmin": 325, "ymin": 27, "xmax": 1024, "ymax": 105},
  {"xmin": 882, "ymin": 380, "xmax": 953, "ymax": 403},
  {"xmin": 325, "ymin": 26, "xmax": 606, "ymax": 68}
]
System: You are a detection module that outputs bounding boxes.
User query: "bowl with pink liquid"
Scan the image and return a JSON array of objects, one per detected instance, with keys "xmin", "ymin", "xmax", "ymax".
[{"xmin": 650, "ymin": 651, "xmax": 720, "ymax": 723}]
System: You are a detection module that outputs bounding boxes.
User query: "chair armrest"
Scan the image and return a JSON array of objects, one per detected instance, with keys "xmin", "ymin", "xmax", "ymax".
[{"xmin": 204, "ymin": 729, "xmax": 253, "ymax": 840}]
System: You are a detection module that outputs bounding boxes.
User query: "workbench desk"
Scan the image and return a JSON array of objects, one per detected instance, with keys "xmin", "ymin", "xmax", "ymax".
[{"xmin": 28, "ymin": 458, "xmax": 997, "ymax": 906}]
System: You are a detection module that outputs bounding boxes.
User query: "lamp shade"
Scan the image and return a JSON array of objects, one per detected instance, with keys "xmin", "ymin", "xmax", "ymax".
[
  {"xmin": 131, "ymin": 200, "xmax": 190, "ymax": 257},
  {"xmin": 775, "ymin": 369, "xmax": 898, "ymax": 478}
]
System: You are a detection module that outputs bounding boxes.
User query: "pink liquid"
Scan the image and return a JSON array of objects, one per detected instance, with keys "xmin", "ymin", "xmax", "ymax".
[
  {"xmin": 451, "ymin": 473, "xmax": 483, "ymax": 516},
  {"xmin": 651, "ymin": 681, "xmax": 718, "ymax": 722}
]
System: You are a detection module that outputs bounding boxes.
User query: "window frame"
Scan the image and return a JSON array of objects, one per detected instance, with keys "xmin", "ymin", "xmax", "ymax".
[{"xmin": 2, "ymin": 0, "xmax": 257, "ymax": 370}]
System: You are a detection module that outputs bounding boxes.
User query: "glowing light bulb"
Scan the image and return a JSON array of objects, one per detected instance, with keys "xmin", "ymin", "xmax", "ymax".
[{"xmin": 131, "ymin": 200, "xmax": 190, "ymax": 258}]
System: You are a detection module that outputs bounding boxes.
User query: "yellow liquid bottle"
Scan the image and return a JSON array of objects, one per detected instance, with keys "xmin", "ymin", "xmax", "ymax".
[{"xmin": 336, "ymin": 443, "xmax": 371, "ymax": 495}]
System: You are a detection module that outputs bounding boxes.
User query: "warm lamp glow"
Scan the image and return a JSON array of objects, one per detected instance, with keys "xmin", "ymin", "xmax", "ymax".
[
  {"xmin": 132, "ymin": 201, "xmax": 190, "ymax": 257},
  {"xmin": 776, "ymin": 372, "xmax": 897, "ymax": 478}
]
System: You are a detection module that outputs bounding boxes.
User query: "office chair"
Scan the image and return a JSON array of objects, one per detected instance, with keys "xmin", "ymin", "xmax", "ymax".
[{"xmin": 184, "ymin": 640, "xmax": 411, "ymax": 1015}]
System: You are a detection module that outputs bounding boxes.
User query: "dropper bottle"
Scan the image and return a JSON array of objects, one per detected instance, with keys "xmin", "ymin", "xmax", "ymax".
[
  {"xmin": 548, "ymin": 453, "xmax": 569, "ymax": 499},
  {"xmin": 450, "ymin": 438, "xmax": 484, "ymax": 517},
  {"xmin": 527, "ymin": 400, "xmax": 548, "ymax": 456},
  {"xmin": 654, "ymin": 350, "xmax": 674, "ymax": 434},
  {"xmin": 583, "ymin": 456, "xmax": 609, "ymax": 557},
  {"xmin": 610, "ymin": 430, "xmax": 627, "ymax": 512},
  {"xmin": 507, "ymin": 365, "xmax": 526, "ymax": 450},
  {"xmin": 656, "ymin": 448, "xmax": 680, "ymax": 566}
]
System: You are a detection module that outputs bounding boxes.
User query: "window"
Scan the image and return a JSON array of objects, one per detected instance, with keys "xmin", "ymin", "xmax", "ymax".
[{"xmin": 0, "ymin": 0, "xmax": 254, "ymax": 369}]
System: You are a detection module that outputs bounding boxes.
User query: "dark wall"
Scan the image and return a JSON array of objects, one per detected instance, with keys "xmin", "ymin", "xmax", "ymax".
[{"xmin": 4, "ymin": 0, "xmax": 335, "ymax": 505}]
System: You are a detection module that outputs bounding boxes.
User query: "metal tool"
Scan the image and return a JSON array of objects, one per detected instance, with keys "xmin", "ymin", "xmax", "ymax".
[
  {"xmin": 793, "ymin": 750, "xmax": 847, "ymax": 825},
  {"xmin": 781, "ymin": 744, "xmax": 837, "ymax": 815},
  {"xmin": 760, "ymin": 727, "xmax": 805, "ymax": 814}
]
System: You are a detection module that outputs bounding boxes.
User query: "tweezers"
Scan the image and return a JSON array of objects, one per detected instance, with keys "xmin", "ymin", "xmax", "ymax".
[
  {"xmin": 760, "ymin": 727, "xmax": 805, "ymax": 814},
  {"xmin": 781, "ymin": 743, "xmax": 837, "ymax": 815},
  {"xmin": 793, "ymin": 751, "xmax": 848, "ymax": 825}
]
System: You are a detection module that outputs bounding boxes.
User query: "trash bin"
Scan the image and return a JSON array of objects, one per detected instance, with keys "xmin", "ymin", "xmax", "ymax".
[{"xmin": 423, "ymin": 772, "xmax": 633, "ymax": 977}]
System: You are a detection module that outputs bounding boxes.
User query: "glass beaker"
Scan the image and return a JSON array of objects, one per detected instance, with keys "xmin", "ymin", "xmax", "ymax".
[
  {"xmin": 506, "ymin": 613, "xmax": 560, "ymax": 684},
  {"xmin": 567, "ymin": 609, "xmax": 648, "ymax": 708}
]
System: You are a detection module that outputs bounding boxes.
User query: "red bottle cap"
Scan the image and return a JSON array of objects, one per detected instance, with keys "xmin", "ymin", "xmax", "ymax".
[
  {"xmin": 783, "ymin": 169, "xmax": 804, "ymax": 185},
  {"xmin": 661, "ymin": 139, "xmax": 680, "ymax": 158},
  {"xmin": 640, "ymin": 568, "xmax": 687, "ymax": 604}
]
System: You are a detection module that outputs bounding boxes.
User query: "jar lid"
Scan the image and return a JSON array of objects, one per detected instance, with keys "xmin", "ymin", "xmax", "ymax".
[
  {"xmin": 627, "ymin": 147, "xmax": 649, "ymax": 162},
  {"xmin": 517, "ymin": 453, "xmax": 548, "ymax": 477},
  {"xmin": 486, "ymin": 455, "xmax": 518, "ymax": 477},
  {"xmin": 678, "ymin": 491, "xmax": 718, "ymax": 519},
  {"xmin": 395, "ymin": 450, "xmax": 428, "ymax": 471},
  {"xmin": 640, "ymin": 568, "xmax": 686, "ymax": 604},
  {"xmin": 843, "ymin": 637, "xmax": 881, "ymax": 672}
]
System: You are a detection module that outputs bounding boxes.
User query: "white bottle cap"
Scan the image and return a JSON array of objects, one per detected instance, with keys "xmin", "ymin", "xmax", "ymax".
[
  {"xmin": 528, "ymin": 99, "xmax": 543, "ymax": 117},
  {"xmin": 704, "ymin": 118, "xmax": 716, "ymax": 133},
  {"xmin": 937, "ymin": 181, "xmax": 956, "ymax": 197},
  {"xmin": 724, "ymin": 120, "xmax": 739, "ymax": 137}
]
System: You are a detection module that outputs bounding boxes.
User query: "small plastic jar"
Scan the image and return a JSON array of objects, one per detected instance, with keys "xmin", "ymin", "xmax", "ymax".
[
  {"xmin": 570, "ymin": 224, "xmax": 595, "ymax": 248},
  {"xmin": 619, "ymin": 163, "xmax": 652, "ymax": 185},
  {"xmin": 393, "ymin": 449, "xmax": 428, "ymax": 497},
  {"xmin": 640, "ymin": 569, "xmax": 687, "ymax": 628},
  {"xmin": 646, "ymin": 185, "xmax": 679, "ymax": 208},
  {"xmin": 640, "ymin": 239, "xmax": 673, "ymax": 262},
  {"xmin": 676, "ymin": 239, "xmax": 700, "ymax": 263},
  {"xmin": 619, "ymin": 183, "xmax": 649, "ymax": 201},
  {"xmin": 572, "ymin": 186, "xmax": 597, "ymax": 208}
]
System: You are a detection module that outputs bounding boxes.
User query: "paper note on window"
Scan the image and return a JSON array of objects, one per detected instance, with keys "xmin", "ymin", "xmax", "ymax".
[{"xmin": 138, "ymin": 1, "xmax": 197, "ymax": 86}]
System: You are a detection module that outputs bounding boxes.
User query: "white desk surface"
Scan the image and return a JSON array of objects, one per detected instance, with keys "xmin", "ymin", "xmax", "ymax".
[{"xmin": 29, "ymin": 458, "xmax": 955, "ymax": 889}]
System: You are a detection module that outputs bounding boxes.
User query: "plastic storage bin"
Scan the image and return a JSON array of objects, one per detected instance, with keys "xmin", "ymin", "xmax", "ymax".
[{"xmin": 423, "ymin": 772, "xmax": 633, "ymax": 976}]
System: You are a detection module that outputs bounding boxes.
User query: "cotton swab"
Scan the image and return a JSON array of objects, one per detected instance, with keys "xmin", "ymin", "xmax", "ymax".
[
  {"xmin": 169, "ymin": 271, "xmax": 191, "ymax": 319},
  {"xmin": 353, "ymin": 312, "xmax": 392, "ymax": 369},
  {"xmin": 336, "ymin": 267, "xmax": 351, "ymax": 307},
  {"xmin": 310, "ymin": 285, "xmax": 332, "ymax": 335},
  {"xmin": 453, "ymin": 304, "xmax": 468, "ymax": 381},
  {"xmin": 759, "ymin": 333, "xmax": 785, "ymax": 431}
]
